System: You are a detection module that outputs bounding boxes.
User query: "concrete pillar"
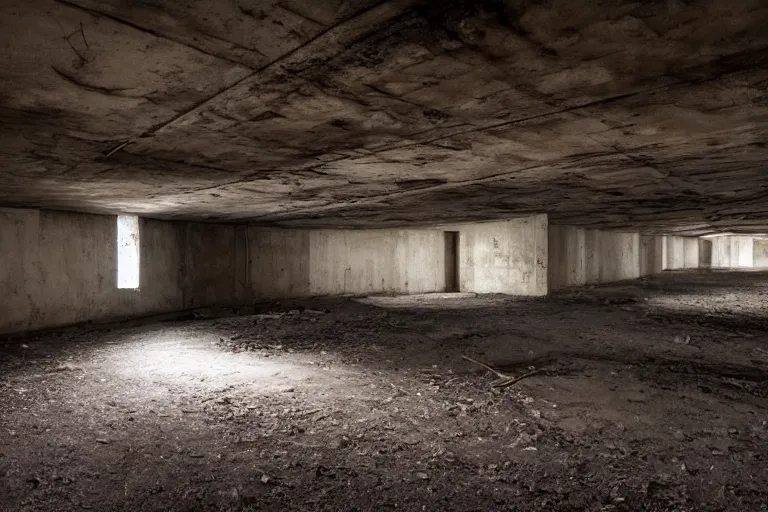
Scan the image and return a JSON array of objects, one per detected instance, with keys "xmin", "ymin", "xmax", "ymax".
[
  {"xmin": 584, "ymin": 229, "xmax": 601, "ymax": 284},
  {"xmin": 711, "ymin": 237, "xmax": 731, "ymax": 267},
  {"xmin": 548, "ymin": 226, "xmax": 586, "ymax": 290},
  {"xmin": 598, "ymin": 231, "xmax": 640, "ymax": 282},
  {"xmin": 640, "ymin": 235, "xmax": 665, "ymax": 276},
  {"xmin": 666, "ymin": 236, "xmax": 685, "ymax": 269},
  {"xmin": 698, "ymin": 239, "xmax": 712, "ymax": 268},
  {"xmin": 683, "ymin": 237, "xmax": 699, "ymax": 269},
  {"xmin": 754, "ymin": 239, "xmax": 768, "ymax": 267},
  {"xmin": 731, "ymin": 237, "xmax": 754, "ymax": 267},
  {"xmin": 453, "ymin": 215, "xmax": 549, "ymax": 295}
]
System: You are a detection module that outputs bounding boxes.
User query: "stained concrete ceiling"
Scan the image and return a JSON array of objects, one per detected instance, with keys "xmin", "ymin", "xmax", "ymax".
[{"xmin": 1, "ymin": 0, "xmax": 767, "ymax": 234}]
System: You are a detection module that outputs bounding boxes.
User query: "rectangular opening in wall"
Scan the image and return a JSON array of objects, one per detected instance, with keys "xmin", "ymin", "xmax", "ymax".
[
  {"xmin": 117, "ymin": 215, "xmax": 140, "ymax": 289},
  {"xmin": 444, "ymin": 231, "xmax": 460, "ymax": 292}
]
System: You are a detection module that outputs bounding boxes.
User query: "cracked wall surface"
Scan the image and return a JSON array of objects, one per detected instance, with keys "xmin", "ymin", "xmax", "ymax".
[{"xmin": 1, "ymin": 0, "xmax": 767, "ymax": 233}]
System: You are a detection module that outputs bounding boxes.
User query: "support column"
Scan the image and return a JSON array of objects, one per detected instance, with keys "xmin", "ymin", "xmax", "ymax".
[
  {"xmin": 666, "ymin": 236, "xmax": 685, "ymax": 269},
  {"xmin": 698, "ymin": 238, "xmax": 712, "ymax": 268},
  {"xmin": 754, "ymin": 239, "xmax": 768, "ymax": 267},
  {"xmin": 683, "ymin": 237, "xmax": 700, "ymax": 269},
  {"xmin": 548, "ymin": 226, "xmax": 586, "ymax": 290},
  {"xmin": 711, "ymin": 237, "xmax": 731, "ymax": 267},
  {"xmin": 640, "ymin": 235, "xmax": 665, "ymax": 276},
  {"xmin": 731, "ymin": 237, "xmax": 754, "ymax": 267}
]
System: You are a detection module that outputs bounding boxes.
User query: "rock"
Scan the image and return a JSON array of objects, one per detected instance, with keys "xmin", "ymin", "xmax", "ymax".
[
  {"xmin": 260, "ymin": 474, "xmax": 271, "ymax": 484},
  {"xmin": 415, "ymin": 472, "xmax": 429, "ymax": 480},
  {"xmin": 328, "ymin": 437, "xmax": 349, "ymax": 450}
]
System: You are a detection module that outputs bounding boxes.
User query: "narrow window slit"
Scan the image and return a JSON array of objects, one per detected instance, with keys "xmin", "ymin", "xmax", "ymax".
[{"xmin": 117, "ymin": 215, "xmax": 140, "ymax": 289}]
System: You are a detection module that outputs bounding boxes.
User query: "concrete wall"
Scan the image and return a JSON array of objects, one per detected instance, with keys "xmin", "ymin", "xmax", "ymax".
[
  {"xmin": 548, "ymin": 226, "xmax": 585, "ymax": 287},
  {"xmin": 549, "ymin": 227, "xmax": 643, "ymax": 290},
  {"xmin": 683, "ymin": 237, "xmax": 700, "ymax": 269},
  {"xmin": 698, "ymin": 239, "xmax": 712, "ymax": 268},
  {"xmin": 754, "ymin": 239, "xmax": 768, "ymax": 267},
  {"xmin": 711, "ymin": 237, "xmax": 732, "ymax": 267},
  {"xmin": 711, "ymin": 236, "xmax": 756, "ymax": 268},
  {"xmin": 666, "ymin": 236, "xmax": 686, "ymax": 269},
  {"xmin": 449, "ymin": 216, "xmax": 548, "ymax": 295},
  {"xmin": 731, "ymin": 237, "xmax": 754, "ymax": 267},
  {"xmin": 250, "ymin": 215, "xmax": 549, "ymax": 299},
  {"xmin": 0, "ymin": 208, "xmax": 246, "ymax": 334},
  {"xmin": 640, "ymin": 235, "xmax": 666, "ymax": 276},
  {"xmin": 249, "ymin": 228, "xmax": 447, "ymax": 299},
  {"xmin": 597, "ymin": 231, "xmax": 641, "ymax": 283}
]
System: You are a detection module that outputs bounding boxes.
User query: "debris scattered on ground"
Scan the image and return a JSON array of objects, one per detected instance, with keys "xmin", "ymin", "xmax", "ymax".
[
  {"xmin": 462, "ymin": 355, "xmax": 546, "ymax": 388},
  {"xmin": 2, "ymin": 273, "xmax": 768, "ymax": 511}
]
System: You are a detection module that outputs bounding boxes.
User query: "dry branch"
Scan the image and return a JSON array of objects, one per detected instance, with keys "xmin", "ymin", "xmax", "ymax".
[
  {"xmin": 492, "ymin": 368, "xmax": 544, "ymax": 388},
  {"xmin": 463, "ymin": 355, "xmax": 545, "ymax": 388},
  {"xmin": 461, "ymin": 355, "xmax": 510, "ymax": 380}
]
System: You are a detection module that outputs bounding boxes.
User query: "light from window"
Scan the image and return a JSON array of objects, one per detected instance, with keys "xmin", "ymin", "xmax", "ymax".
[{"xmin": 117, "ymin": 215, "xmax": 140, "ymax": 289}]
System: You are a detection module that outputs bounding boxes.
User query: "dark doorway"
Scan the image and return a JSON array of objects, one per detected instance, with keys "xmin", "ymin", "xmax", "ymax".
[{"xmin": 444, "ymin": 231, "xmax": 460, "ymax": 292}]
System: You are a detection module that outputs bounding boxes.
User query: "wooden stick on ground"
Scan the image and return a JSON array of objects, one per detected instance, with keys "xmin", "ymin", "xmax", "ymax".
[
  {"xmin": 461, "ymin": 355, "xmax": 510, "ymax": 380},
  {"xmin": 492, "ymin": 368, "xmax": 544, "ymax": 388}
]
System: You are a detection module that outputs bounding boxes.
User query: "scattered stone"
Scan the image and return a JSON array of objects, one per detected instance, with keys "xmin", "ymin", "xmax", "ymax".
[
  {"xmin": 260, "ymin": 474, "xmax": 271, "ymax": 484},
  {"xmin": 255, "ymin": 314, "xmax": 284, "ymax": 320},
  {"xmin": 415, "ymin": 472, "xmax": 429, "ymax": 480},
  {"xmin": 95, "ymin": 439, "xmax": 110, "ymax": 445}
]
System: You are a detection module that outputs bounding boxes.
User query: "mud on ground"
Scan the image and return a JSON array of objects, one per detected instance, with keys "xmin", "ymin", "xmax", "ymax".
[{"xmin": 1, "ymin": 270, "xmax": 768, "ymax": 511}]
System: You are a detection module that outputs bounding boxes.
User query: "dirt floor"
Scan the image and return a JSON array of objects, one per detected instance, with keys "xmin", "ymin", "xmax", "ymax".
[{"xmin": 2, "ymin": 270, "xmax": 768, "ymax": 511}]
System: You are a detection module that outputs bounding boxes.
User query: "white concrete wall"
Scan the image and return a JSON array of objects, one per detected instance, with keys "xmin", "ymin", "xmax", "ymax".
[
  {"xmin": 0, "ymin": 208, "xmax": 247, "ymax": 334},
  {"xmin": 683, "ymin": 237, "xmax": 700, "ymax": 269},
  {"xmin": 448, "ymin": 216, "xmax": 548, "ymax": 295},
  {"xmin": 754, "ymin": 239, "xmax": 768, "ymax": 267},
  {"xmin": 666, "ymin": 236, "xmax": 686, "ymax": 269},
  {"xmin": 731, "ymin": 237, "xmax": 754, "ymax": 267},
  {"xmin": 250, "ymin": 215, "xmax": 549, "ymax": 299},
  {"xmin": 249, "ymin": 228, "xmax": 447, "ymax": 299},
  {"xmin": 640, "ymin": 235, "xmax": 666, "ymax": 276},
  {"xmin": 598, "ymin": 231, "xmax": 641, "ymax": 282},
  {"xmin": 310, "ymin": 230, "xmax": 447, "ymax": 296},
  {"xmin": 711, "ymin": 237, "xmax": 732, "ymax": 267},
  {"xmin": 710, "ymin": 236, "xmax": 756, "ymax": 268},
  {"xmin": 549, "ymin": 226, "xmax": 645, "ymax": 290}
]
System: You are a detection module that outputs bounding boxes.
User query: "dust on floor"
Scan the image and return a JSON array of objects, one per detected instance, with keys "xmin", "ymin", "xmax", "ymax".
[{"xmin": 1, "ymin": 270, "xmax": 768, "ymax": 511}]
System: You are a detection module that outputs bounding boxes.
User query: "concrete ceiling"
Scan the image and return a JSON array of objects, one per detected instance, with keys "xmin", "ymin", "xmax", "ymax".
[{"xmin": 1, "ymin": 0, "xmax": 767, "ymax": 234}]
